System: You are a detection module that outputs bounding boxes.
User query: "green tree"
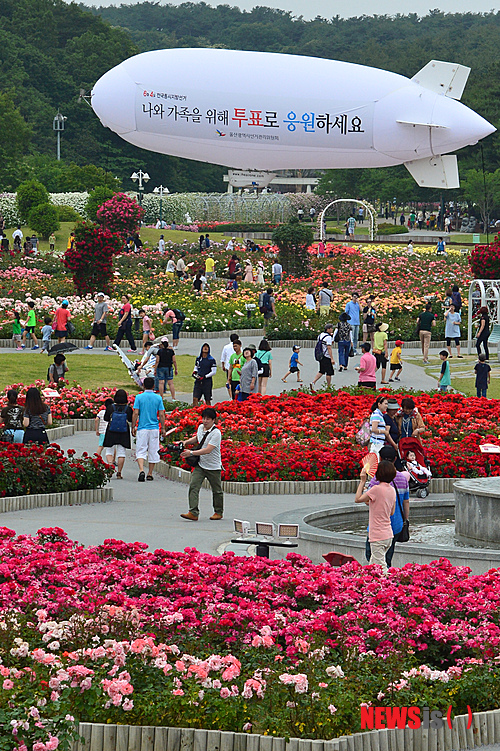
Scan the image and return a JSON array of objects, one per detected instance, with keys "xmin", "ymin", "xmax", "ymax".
[
  {"xmin": 85, "ymin": 186, "xmax": 116, "ymax": 223},
  {"xmin": 16, "ymin": 180, "xmax": 49, "ymax": 223},
  {"xmin": 0, "ymin": 91, "xmax": 31, "ymax": 191},
  {"xmin": 461, "ymin": 168, "xmax": 500, "ymax": 230},
  {"xmin": 28, "ymin": 203, "xmax": 60, "ymax": 239},
  {"xmin": 272, "ymin": 219, "xmax": 314, "ymax": 277}
]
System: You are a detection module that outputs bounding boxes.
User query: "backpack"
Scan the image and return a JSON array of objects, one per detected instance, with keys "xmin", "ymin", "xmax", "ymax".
[
  {"xmin": 108, "ymin": 404, "xmax": 128, "ymax": 433},
  {"xmin": 259, "ymin": 292, "xmax": 271, "ymax": 315},
  {"xmin": 314, "ymin": 333, "xmax": 327, "ymax": 362},
  {"xmin": 172, "ymin": 308, "xmax": 186, "ymax": 322},
  {"xmin": 253, "ymin": 355, "xmax": 264, "ymax": 375},
  {"xmin": 355, "ymin": 419, "xmax": 371, "ymax": 446}
]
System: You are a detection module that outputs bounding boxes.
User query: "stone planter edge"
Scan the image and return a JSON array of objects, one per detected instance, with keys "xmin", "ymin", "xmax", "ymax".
[{"xmin": 0, "ymin": 487, "xmax": 112, "ymax": 514}]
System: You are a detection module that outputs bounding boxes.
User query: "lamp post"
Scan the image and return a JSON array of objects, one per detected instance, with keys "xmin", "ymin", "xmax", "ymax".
[
  {"xmin": 53, "ymin": 111, "xmax": 67, "ymax": 161},
  {"xmin": 153, "ymin": 185, "xmax": 169, "ymax": 225},
  {"xmin": 130, "ymin": 170, "xmax": 150, "ymax": 205}
]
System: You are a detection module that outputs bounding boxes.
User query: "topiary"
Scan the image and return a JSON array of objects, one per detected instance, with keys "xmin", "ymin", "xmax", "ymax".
[
  {"xmin": 63, "ymin": 222, "xmax": 123, "ymax": 296},
  {"xmin": 469, "ymin": 237, "xmax": 500, "ymax": 279},
  {"xmin": 85, "ymin": 186, "xmax": 116, "ymax": 223},
  {"xmin": 272, "ymin": 218, "xmax": 313, "ymax": 277},
  {"xmin": 96, "ymin": 192, "xmax": 144, "ymax": 238},
  {"xmin": 28, "ymin": 203, "xmax": 60, "ymax": 239},
  {"xmin": 16, "ymin": 180, "xmax": 49, "ymax": 223}
]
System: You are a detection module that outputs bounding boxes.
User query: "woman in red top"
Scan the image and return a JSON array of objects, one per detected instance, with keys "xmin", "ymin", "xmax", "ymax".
[
  {"xmin": 52, "ymin": 300, "xmax": 71, "ymax": 343},
  {"xmin": 113, "ymin": 294, "xmax": 137, "ymax": 352}
]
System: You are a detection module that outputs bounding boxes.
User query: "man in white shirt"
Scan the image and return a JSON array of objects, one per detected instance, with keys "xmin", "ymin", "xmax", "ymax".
[
  {"xmin": 158, "ymin": 235, "xmax": 166, "ymax": 254},
  {"xmin": 180, "ymin": 407, "xmax": 224, "ymax": 521},
  {"xmin": 12, "ymin": 226, "xmax": 23, "ymax": 242},
  {"xmin": 220, "ymin": 333, "xmax": 239, "ymax": 376},
  {"xmin": 226, "ymin": 237, "xmax": 235, "ymax": 252},
  {"xmin": 272, "ymin": 261, "xmax": 283, "ymax": 285},
  {"xmin": 176, "ymin": 254, "xmax": 186, "ymax": 279},
  {"xmin": 311, "ymin": 322, "xmax": 335, "ymax": 390}
]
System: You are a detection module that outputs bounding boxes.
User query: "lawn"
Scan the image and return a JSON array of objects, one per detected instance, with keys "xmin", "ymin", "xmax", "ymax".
[
  {"xmin": 0, "ymin": 352, "xmax": 226, "ymax": 396},
  {"xmin": 408, "ymin": 353, "xmax": 500, "ymax": 399}
]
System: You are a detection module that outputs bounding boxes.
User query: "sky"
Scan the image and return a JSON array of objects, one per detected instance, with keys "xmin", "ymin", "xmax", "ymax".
[{"xmin": 80, "ymin": 0, "xmax": 498, "ymax": 19}]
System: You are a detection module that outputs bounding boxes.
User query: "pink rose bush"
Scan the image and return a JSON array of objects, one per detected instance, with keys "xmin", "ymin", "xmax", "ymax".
[{"xmin": 0, "ymin": 529, "xmax": 500, "ymax": 745}]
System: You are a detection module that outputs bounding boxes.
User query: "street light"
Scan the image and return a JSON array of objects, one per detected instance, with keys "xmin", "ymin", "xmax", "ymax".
[
  {"xmin": 53, "ymin": 111, "xmax": 67, "ymax": 161},
  {"xmin": 130, "ymin": 170, "xmax": 150, "ymax": 204},
  {"xmin": 153, "ymin": 185, "xmax": 170, "ymax": 225}
]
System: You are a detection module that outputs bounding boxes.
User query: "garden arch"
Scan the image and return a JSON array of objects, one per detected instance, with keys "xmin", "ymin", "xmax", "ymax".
[
  {"xmin": 319, "ymin": 199, "xmax": 375, "ymax": 242},
  {"xmin": 467, "ymin": 279, "xmax": 500, "ymax": 353}
]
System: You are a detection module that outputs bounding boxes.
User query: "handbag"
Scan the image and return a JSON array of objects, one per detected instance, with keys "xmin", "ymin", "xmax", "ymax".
[
  {"xmin": 393, "ymin": 482, "xmax": 410, "ymax": 542},
  {"xmin": 66, "ymin": 321, "xmax": 76, "ymax": 335},
  {"xmin": 349, "ymin": 344, "xmax": 354, "ymax": 357},
  {"xmin": 185, "ymin": 427, "xmax": 214, "ymax": 467},
  {"xmin": 355, "ymin": 419, "xmax": 371, "ymax": 447}
]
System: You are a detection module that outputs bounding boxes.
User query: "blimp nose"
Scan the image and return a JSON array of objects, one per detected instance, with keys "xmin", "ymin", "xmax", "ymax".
[
  {"xmin": 92, "ymin": 63, "xmax": 137, "ymax": 135},
  {"xmin": 430, "ymin": 96, "xmax": 496, "ymax": 155}
]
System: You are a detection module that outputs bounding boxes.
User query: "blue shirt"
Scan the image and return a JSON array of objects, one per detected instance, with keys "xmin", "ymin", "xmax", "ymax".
[
  {"xmin": 290, "ymin": 352, "xmax": 299, "ymax": 367},
  {"xmin": 369, "ymin": 472, "xmax": 409, "ymax": 535},
  {"xmin": 41, "ymin": 325, "xmax": 53, "ymax": 341},
  {"xmin": 134, "ymin": 390, "xmax": 164, "ymax": 430},
  {"xmin": 345, "ymin": 300, "xmax": 361, "ymax": 326}
]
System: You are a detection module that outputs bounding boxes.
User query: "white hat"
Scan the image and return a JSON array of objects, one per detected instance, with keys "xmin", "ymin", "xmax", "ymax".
[{"xmin": 97, "ymin": 292, "xmax": 105, "ymax": 297}]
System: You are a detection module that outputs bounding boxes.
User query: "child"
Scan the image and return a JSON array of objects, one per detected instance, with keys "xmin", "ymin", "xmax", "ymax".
[
  {"xmin": 0, "ymin": 389, "xmax": 24, "ymax": 443},
  {"xmin": 437, "ymin": 350, "xmax": 451, "ymax": 392},
  {"xmin": 388, "ymin": 339, "xmax": 403, "ymax": 382},
  {"xmin": 21, "ymin": 301, "xmax": 39, "ymax": 350},
  {"xmin": 48, "ymin": 353, "xmax": 68, "ymax": 384},
  {"xmin": 12, "ymin": 311, "xmax": 22, "ymax": 350},
  {"xmin": 474, "ymin": 353, "xmax": 491, "ymax": 398},
  {"xmin": 282, "ymin": 345, "xmax": 303, "ymax": 383},
  {"xmin": 406, "ymin": 450, "xmax": 432, "ymax": 479},
  {"xmin": 139, "ymin": 309, "xmax": 153, "ymax": 352},
  {"xmin": 95, "ymin": 398, "xmax": 113, "ymax": 456},
  {"xmin": 49, "ymin": 232, "xmax": 56, "ymax": 252},
  {"xmin": 41, "ymin": 316, "xmax": 53, "ymax": 354}
]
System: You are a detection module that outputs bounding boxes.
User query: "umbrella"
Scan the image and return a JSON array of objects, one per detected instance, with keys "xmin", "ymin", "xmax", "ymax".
[
  {"xmin": 48, "ymin": 342, "xmax": 79, "ymax": 355},
  {"xmin": 113, "ymin": 344, "xmax": 143, "ymax": 387}
]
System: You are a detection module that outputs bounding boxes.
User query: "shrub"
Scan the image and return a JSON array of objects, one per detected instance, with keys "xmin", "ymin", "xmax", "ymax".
[
  {"xmin": 377, "ymin": 223, "xmax": 408, "ymax": 235},
  {"xmin": 85, "ymin": 185, "xmax": 115, "ymax": 223},
  {"xmin": 272, "ymin": 218, "xmax": 314, "ymax": 277},
  {"xmin": 63, "ymin": 221, "xmax": 123, "ymax": 295},
  {"xmin": 97, "ymin": 192, "xmax": 144, "ymax": 238},
  {"xmin": 28, "ymin": 202, "xmax": 60, "ymax": 238},
  {"xmin": 55, "ymin": 204, "xmax": 82, "ymax": 222},
  {"xmin": 16, "ymin": 179, "xmax": 49, "ymax": 222},
  {"xmin": 469, "ymin": 238, "xmax": 500, "ymax": 279}
]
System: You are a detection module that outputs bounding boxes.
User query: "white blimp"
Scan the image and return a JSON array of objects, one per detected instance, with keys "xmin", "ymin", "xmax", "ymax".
[{"xmin": 91, "ymin": 48, "xmax": 495, "ymax": 188}]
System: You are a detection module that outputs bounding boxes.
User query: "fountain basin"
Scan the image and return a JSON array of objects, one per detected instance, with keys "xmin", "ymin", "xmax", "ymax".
[{"xmin": 455, "ymin": 478, "xmax": 500, "ymax": 547}]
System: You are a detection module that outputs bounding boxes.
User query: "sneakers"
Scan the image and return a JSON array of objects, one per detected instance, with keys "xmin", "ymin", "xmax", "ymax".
[
  {"xmin": 423, "ymin": 359, "xmax": 429, "ymax": 364},
  {"xmin": 20, "ymin": 345, "xmax": 25, "ymax": 349},
  {"xmin": 31, "ymin": 345, "xmax": 39, "ymax": 350},
  {"xmin": 16, "ymin": 347, "xmax": 23, "ymax": 351},
  {"xmin": 394, "ymin": 377, "xmax": 401, "ymax": 381},
  {"xmin": 85, "ymin": 345, "xmax": 93, "ymax": 350},
  {"xmin": 138, "ymin": 471, "xmax": 145, "ymax": 482},
  {"xmin": 127, "ymin": 349, "xmax": 137, "ymax": 353},
  {"xmin": 104, "ymin": 346, "xmax": 114, "ymax": 352},
  {"xmin": 180, "ymin": 512, "xmax": 198, "ymax": 521},
  {"xmin": 210, "ymin": 513, "xmax": 223, "ymax": 520}
]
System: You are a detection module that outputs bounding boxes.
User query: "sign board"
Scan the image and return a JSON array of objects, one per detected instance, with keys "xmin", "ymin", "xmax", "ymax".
[{"xmin": 228, "ymin": 171, "xmax": 276, "ymax": 188}]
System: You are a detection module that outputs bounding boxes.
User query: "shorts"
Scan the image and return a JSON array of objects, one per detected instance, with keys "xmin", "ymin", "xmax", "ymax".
[
  {"xmin": 229, "ymin": 380, "xmax": 239, "ymax": 399},
  {"xmin": 193, "ymin": 378, "xmax": 213, "ymax": 402},
  {"xmin": 12, "ymin": 334, "xmax": 21, "ymax": 342},
  {"xmin": 446, "ymin": 337, "xmax": 460, "ymax": 346},
  {"xmin": 375, "ymin": 352, "xmax": 388, "ymax": 369},
  {"xmin": 98, "ymin": 434, "xmax": 105, "ymax": 446},
  {"xmin": 135, "ymin": 428, "xmax": 160, "ymax": 463},
  {"xmin": 157, "ymin": 366, "xmax": 174, "ymax": 382},
  {"xmin": 390, "ymin": 363, "xmax": 402, "ymax": 371},
  {"xmin": 290, "ymin": 366, "xmax": 299, "ymax": 373},
  {"xmin": 439, "ymin": 384, "xmax": 449, "ymax": 392},
  {"xmin": 260, "ymin": 363, "xmax": 270, "ymax": 378},
  {"xmin": 143, "ymin": 330, "xmax": 150, "ymax": 338},
  {"xmin": 42, "ymin": 339, "xmax": 51, "ymax": 351},
  {"xmin": 319, "ymin": 356, "xmax": 334, "ymax": 376},
  {"xmin": 26, "ymin": 326, "xmax": 35, "ymax": 334},
  {"xmin": 106, "ymin": 444, "xmax": 126, "ymax": 459},
  {"xmin": 358, "ymin": 381, "xmax": 376, "ymax": 389},
  {"xmin": 319, "ymin": 305, "xmax": 330, "ymax": 316},
  {"xmin": 91, "ymin": 322, "xmax": 107, "ymax": 337},
  {"xmin": 55, "ymin": 330, "xmax": 67, "ymax": 338}
]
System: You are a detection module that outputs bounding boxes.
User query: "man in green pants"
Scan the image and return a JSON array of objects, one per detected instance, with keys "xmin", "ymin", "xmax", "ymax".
[{"xmin": 180, "ymin": 407, "xmax": 224, "ymax": 521}]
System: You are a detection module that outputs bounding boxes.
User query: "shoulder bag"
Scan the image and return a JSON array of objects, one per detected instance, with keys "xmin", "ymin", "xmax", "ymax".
[
  {"xmin": 186, "ymin": 427, "xmax": 215, "ymax": 467},
  {"xmin": 393, "ymin": 481, "xmax": 410, "ymax": 542}
]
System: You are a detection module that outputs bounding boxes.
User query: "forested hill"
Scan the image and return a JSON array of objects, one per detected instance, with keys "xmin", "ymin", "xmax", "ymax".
[{"xmin": 89, "ymin": 4, "xmax": 500, "ymax": 170}]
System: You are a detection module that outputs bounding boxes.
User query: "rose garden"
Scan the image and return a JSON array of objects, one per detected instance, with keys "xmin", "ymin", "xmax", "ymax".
[{"xmin": 0, "ymin": 186, "xmax": 500, "ymax": 749}]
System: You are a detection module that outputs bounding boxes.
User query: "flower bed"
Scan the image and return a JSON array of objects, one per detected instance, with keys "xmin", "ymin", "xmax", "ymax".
[
  {"xmin": 1, "ymin": 530, "xmax": 500, "ymax": 747},
  {"xmin": 0, "ymin": 381, "xmax": 129, "ymax": 421},
  {"xmin": 160, "ymin": 390, "xmax": 500, "ymax": 482},
  {"xmin": 0, "ymin": 443, "xmax": 112, "ymax": 496}
]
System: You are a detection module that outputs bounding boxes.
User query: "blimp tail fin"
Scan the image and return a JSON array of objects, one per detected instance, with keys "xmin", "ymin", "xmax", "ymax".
[
  {"xmin": 404, "ymin": 155, "xmax": 459, "ymax": 189},
  {"xmin": 411, "ymin": 60, "xmax": 471, "ymax": 100}
]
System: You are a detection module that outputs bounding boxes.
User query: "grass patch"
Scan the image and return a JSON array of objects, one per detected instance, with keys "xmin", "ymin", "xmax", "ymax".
[
  {"xmin": 407, "ymin": 353, "xmax": 500, "ymax": 398},
  {"xmin": 0, "ymin": 352, "xmax": 226, "ymax": 395}
]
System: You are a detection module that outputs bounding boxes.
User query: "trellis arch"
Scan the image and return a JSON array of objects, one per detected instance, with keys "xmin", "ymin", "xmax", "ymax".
[
  {"xmin": 467, "ymin": 279, "xmax": 500, "ymax": 354},
  {"xmin": 318, "ymin": 199, "xmax": 375, "ymax": 242}
]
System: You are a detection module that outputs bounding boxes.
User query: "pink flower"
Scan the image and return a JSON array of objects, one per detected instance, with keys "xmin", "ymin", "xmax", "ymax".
[{"xmin": 2, "ymin": 679, "xmax": 14, "ymax": 689}]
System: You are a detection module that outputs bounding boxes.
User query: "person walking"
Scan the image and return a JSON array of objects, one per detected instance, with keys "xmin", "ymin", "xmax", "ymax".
[
  {"xmin": 475, "ymin": 306, "xmax": 490, "ymax": 360},
  {"xmin": 311, "ymin": 323, "xmax": 335, "ymax": 390},
  {"xmin": 21, "ymin": 301, "xmax": 39, "ymax": 350},
  {"xmin": 345, "ymin": 292, "xmax": 361, "ymax": 354},
  {"xmin": 395, "ymin": 397, "xmax": 426, "ymax": 441},
  {"xmin": 166, "ymin": 254, "xmax": 176, "ymax": 279},
  {"xmin": 113, "ymin": 294, "xmax": 137, "ymax": 353},
  {"xmin": 272, "ymin": 260, "xmax": 283, "ymax": 286},
  {"xmin": 362, "ymin": 297, "xmax": 376, "ymax": 345},
  {"xmin": 23, "ymin": 388, "xmax": 52, "ymax": 444},
  {"xmin": 255, "ymin": 338, "xmax": 273, "ymax": 395},
  {"xmin": 336, "ymin": 312, "xmax": 352, "ymax": 372},
  {"xmin": 355, "ymin": 342, "xmax": 377, "ymax": 388},
  {"xmin": 373, "ymin": 322, "xmax": 389, "ymax": 384},
  {"xmin": 355, "ymin": 461, "xmax": 396, "ymax": 576},
  {"xmin": 282, "ymin": 345, "xmax": 302, "ymax": 383},
  {"xmin": 318, "ymin": 281, "xmax": 333, "ymax": 316},
  {"xmin": 416, "ymin": 302, "xmax": 436, "ymax": 364},
  {"xmin": 192, "ymin": 343, "xmax": 217, "ymax": 406},
  {"xmin": 132, "ymin": 376, "xmax": 166, "ymax": 482},
  {"xmin": 256, "ymin": 261, "xmax": 265, "ymax": 285},
  {"xmin": 238, "ymin": 347, "xmax": 259, "ymax": 401},
  {"xmin": 180, "ymin": 407, "xmax": 224, "ymax": 521},
  {"xmin": 227, "ymin": 339, "xmax": 244, "ymax": 399},
  {"xmin": 221, "ymin": 333, "xmax": 239, "ymax": 375},
  {"xmin": 475, "ymin": 354, "xmax": 491, "ymax": 398},
  {"xmin": 259, "ymin": 287, "xmax": 276, "ymax": 324},
  {"xmin": 444, "ymin": 303, "xmax": 462, "ymax": 358},
  {"xmin": 103, "ymin": 389, "xmax": 133, "ymax": 479},
  {"xmin": 86, "ymin": 292, "xmax": 113, "ymax": 351},
  {"xmin": 52, "ymin": 300, "xmax": 71, "ymax": 344},
  {"xmin": 155, "ymin": 338, "xmax": 177, "ymax": 400}
]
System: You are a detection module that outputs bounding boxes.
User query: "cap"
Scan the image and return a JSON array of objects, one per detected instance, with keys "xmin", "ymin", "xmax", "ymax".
[
  {"xmin": 97, "ymin": 292, "xmax": 105, "ymax": 297},
  {"xmin": 379, "ymin": 445, "xmax": 397, "ymax": 461},
  {"xmin": 161, "ymin": 337, "xmax": 169, "ymax": 343},
  {"xmin": 386, "ymin": 398, "xmax": 400, "ymax": 410},
  {"xmin": 62, "ymin": 299, "xmax": 69, "ymax": 306},
  {"xmin": 395, "ymin": 339, "xmax": 403, "ymax": 347}
]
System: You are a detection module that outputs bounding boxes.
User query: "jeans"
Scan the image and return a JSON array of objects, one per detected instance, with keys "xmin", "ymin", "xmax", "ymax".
[
  {"xmin": 476, "ymin": 334, "xmax": 489, "ymax": 360},
  {"xmin": 273, "ymin": 274, "xmax": 282, "ymax": 285},
  {"xmin": 157, "ymin": 366, "xmax": 173, "ymax": 383},
  {"xmin": 439, "ymin": 384, "xmax": 448, "ymax": 391},
  {"xmin": 172, "ymin": 321, "xmax": 183, "ymax": 340},
  {"xmin": 188, "ymin": 465, "xmax": 224, "ymax": 518},
  {"xmin": 366, "ymin": 536, "xmax": 397, "ymax": 568},
  {"xmin": 338, "ymin": 340, "xmax": 350, "ymax": 367},
  {"xmin": 351, "ymin": 324, "xmax": 359, "ymax": 350},
  {"xmin": 476, "ymin": 387, "xmax": 487, "ymax": 398},
  {"xmin": 114, "ymin": 322, "xmax": 136, "ymax": 350}
]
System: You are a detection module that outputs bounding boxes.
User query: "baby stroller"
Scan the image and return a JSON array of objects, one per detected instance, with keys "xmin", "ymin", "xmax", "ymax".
[{"xmin": 399, "ymin": 436, "xmax": 431, "ymax": 498}]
